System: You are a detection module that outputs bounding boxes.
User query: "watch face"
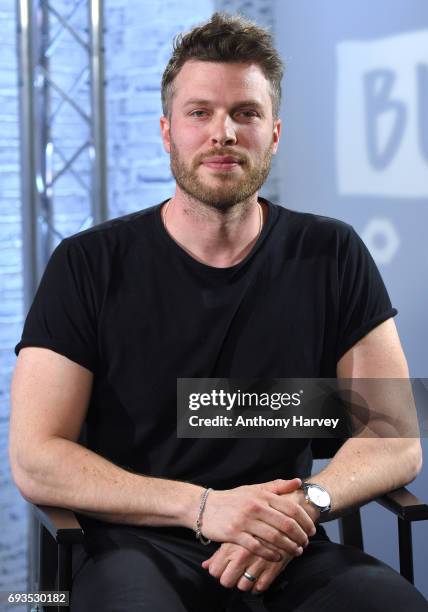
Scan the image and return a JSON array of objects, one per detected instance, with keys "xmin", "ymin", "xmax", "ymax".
[{"xmin": 307, "ymin": 486, "xmax": 330, "ymax": 508}]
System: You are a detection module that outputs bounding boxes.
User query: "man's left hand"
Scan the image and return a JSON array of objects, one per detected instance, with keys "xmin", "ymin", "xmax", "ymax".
[{"xmin": 201, "ymin": 541, "xmax": 292, "ymax": 594}]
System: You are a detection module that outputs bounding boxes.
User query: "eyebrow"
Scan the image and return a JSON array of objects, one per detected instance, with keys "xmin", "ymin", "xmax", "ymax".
[{"xmin": 182, "ymin": 98, "xmax": 265, "ymax": 112}]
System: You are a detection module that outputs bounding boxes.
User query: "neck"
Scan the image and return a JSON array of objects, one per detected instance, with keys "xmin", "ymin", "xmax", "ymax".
[{"xmin": 162, "ymin": 191, "xmax": 265, "ymax": 268}]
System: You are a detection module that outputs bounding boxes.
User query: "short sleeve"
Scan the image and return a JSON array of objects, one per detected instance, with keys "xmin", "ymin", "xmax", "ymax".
[
  {"xmin": 14, "ymin": 238, "xmax": 99, "ymax": 372},
  {"xmin": 336, "ymin": 227, "xmax": 397, "ymax": 361}
]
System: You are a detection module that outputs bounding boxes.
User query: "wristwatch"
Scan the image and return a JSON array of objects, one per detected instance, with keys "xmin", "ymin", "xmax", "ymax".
[{"xmin": 300, "ymin": 481, "xmax": 331, "ymax": 514}]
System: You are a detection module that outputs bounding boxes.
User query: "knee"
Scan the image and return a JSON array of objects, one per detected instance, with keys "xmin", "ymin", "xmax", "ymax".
[
  {"xmin": 71, "ymin": 548, "xmax": 146, "ymax": 611},
  {"xmin": 337, "ymin": 561, "xmax": 428, "ymax": 611}
]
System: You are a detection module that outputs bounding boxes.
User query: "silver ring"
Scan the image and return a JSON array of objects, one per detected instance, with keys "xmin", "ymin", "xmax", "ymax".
[{"xmin": 243, "ymin": 570, "xmax": 257, "ymax": 583}]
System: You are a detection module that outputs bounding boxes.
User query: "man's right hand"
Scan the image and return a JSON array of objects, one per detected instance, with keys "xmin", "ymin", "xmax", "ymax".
[{"xmin": 200, "ymin": 478, "xmax": 316, "ymax": 562}]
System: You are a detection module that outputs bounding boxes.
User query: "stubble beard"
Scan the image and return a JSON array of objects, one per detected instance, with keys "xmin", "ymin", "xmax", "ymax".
[{"xmin": 169, "ymin": 138, "xmax": 274, "ymax": 211}]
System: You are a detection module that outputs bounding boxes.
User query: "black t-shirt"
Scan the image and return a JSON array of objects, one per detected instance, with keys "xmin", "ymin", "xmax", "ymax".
[{"xmin": 14, "ymin": 197, "xmax": 397, "ymax": 497}]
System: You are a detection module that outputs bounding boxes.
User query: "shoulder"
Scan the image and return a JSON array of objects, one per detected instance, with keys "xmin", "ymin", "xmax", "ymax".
[
  {"xmin": 45, "ymin": 203, "xmax": 162, "ymax": 291},
  {"xmin": 54, "ymin": 203, "xmax": 162, "ymax": 267},
  {"xmin": 64, "ymin": 203, "xmax": 160, "ymax": 248},
  {"xmin": 271, "ymin": 202, "xmax": 357, "ymax": 255},
  {"xmin": 282, "ymin": 205, "xmax": 353, "ymax": 234}
]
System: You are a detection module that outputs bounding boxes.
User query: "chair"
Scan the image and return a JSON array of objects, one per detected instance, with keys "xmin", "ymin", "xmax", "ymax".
[{"xmin": 28, "ymin": 439, "xmax": 428, "ymax": 612}]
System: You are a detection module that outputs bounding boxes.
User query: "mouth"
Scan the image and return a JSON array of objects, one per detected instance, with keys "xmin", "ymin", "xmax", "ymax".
[
  {"xmin": 203, "ymin": 162, "xmax": 240, "ymax": 171},
  {"xmin": 201, "ymin": 157, "xmax": 243, "ymax": 171}
]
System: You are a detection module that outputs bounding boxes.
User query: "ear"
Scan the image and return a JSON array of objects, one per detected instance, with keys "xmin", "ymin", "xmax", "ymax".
[
  {"xmin": 272, "ymin": 118, "xmax": 281, "ymax": 154},
  {"xmin": 160, "ymin": 115, "xmax": 171, "ymax": 154}
]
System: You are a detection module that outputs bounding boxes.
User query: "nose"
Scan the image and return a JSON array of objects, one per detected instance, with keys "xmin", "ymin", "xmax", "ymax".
[{"xmin": 210, "ymin": 114, "xmax": 237, "ymax": 147}]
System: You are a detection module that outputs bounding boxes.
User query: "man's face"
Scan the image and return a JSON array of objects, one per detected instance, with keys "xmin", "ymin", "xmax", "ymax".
[{"xmin": 160, "ymin": 60, "xmax": 281, "ymax": 210}]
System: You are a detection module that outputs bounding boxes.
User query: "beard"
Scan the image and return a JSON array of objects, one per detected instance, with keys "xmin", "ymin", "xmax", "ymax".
[{"xmin": 169, "ymin": 138, "xmax": 274, "ymax": 211}]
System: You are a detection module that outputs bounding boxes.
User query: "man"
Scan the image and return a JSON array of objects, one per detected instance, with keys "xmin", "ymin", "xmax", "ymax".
[{"xmin": 9, "ymin": 12, "xmax": 427, "ymax": 611}]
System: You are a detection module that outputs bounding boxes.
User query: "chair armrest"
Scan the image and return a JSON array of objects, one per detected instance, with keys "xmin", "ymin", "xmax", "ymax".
[
  {"xmin": 31, "ymin": 503, "xmax": 85, "ymax": 544},
  {"xmin": 376, "ymin": 487, "xmax": 428, "ymax": 521}
]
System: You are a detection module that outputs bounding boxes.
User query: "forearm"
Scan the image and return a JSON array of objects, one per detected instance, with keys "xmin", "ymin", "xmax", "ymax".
[
  {"xmin": 14, "ymin": 436, "xmax": 204, "ymax": 529},
  {"xmin": 309, "ymin": 437, "xmax": 422, "ymax": 521}
]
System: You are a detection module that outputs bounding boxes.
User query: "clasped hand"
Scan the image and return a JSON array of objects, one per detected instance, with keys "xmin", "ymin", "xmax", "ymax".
[
  {"xmin": 201, "ymin": 477, "xmax": 316, "ymax": 560},
  {"xmin": 200, "ymin": 478, "xmax": 316, "ymax": 593}
]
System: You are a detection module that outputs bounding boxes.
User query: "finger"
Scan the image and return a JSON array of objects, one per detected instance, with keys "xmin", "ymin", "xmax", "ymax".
[
  {"xmin": 251, "ymin": 557, "xmax": 292, "ymax": 594},
  {"xmin": 220, "ymin": 555, "xmax": 266, "ymax": 591},
  {"xmin": 247, "ymin": 517, "xmax": 305, "ymax": 556},
  {"xmin": 250, "ymin": 566, "xmax": 279, "ymax": 594},
  {"xmin": 268, "ymin": 495, "xmax": 317, "ymax": 538},
  {"xmin": 207, "ymin": 544, "xmax": 254, "ymax": 580},
  {"xmin": 207, "ymin": 556, "xmax": 232, "ymax": 580},
  {"xmin": 275, "ymin": 508, "xmax": 311, "ymax": 547},
  {"xmin": 241, "ymin": 494, "xmax": 311, "ymax": 549},
  {"xmin": 257, "ymin": 502, "xmax": 313, "ymax": 546},
  {"xmin": 202, "ymin": 553, "xmax": 216, "ymax": 568},
  {"xmin": 234, "ymin": 501, "xmax": 305, "ymax": 554},
  {"xmin": 202, "ymin": 549, "xmax": 224, "ymax": 573},
  {"xmin": 249, "ymin": 558, "xmax": 288, "ymax": 594},
  {"xmin": 201, "ymin": 542, "xmax": 237, "ymax": 569},
  {"xmin": 252, "ymin": 534, "xmax": 296, "ymax": 560},
  {"xmin": 236, "ymin": 558, "xmax": 269, "ymax": 592},
  {"xmin": 239, "ymin": 568, "xmax": 264, "ymax": 592},
  {"xmin": 237, "ymin": 532, "xmax": 286, "ymax": 562},
  {"xmin": 201, "ymin": 549, "xmax": 222, "ymax": 568},
  {"xmin": 260, "ymin": 478, "xmax": 302, "ymax": 495},
  {"xmin": 218, "ymin": 559, "xmax": 256, "ymax": 589}
]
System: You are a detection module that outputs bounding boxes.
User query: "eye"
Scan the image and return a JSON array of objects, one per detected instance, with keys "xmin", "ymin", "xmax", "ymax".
[
  {"xmin": 236, "ymin": 110, "xmax": 260, "ymax": 119},
  {"xmin": 189, "ymin": 110, "xmax": 208, "ymax": 118}
]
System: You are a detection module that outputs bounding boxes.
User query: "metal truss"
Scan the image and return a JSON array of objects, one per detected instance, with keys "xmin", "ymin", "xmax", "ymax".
[
  {"xmin": 17, "ymin": 0, "xmax": 108, "ymax": 314},
  {"xmin": 16, "ymin": 0, "xmax": 107, "ymax": 595}
]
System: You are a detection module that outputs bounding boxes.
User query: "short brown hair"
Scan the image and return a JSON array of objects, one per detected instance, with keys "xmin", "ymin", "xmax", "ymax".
[{"xmin": 161, "ymin": 12, "xmax": 284, "ymax": 119}]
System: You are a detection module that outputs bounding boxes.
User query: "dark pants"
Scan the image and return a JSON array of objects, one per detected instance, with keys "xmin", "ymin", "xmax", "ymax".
[{"xmin": 71, "ymin": 524, "xmax": 428, "ymax": 612}]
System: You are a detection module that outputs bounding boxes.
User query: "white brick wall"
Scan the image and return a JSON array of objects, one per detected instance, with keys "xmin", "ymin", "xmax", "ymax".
[
  {"xmin": 0, "ymin": 2, "xmax": 28, "ymax": 598},
  {"xmin": 1, "ymin": 0, "xmax": 276, "ymax": 597}
]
